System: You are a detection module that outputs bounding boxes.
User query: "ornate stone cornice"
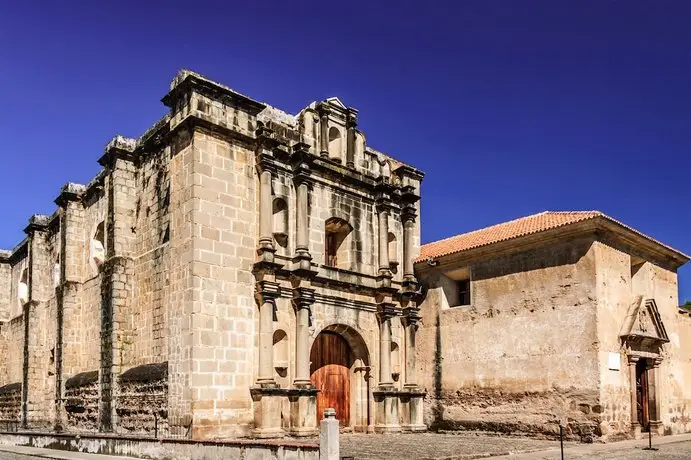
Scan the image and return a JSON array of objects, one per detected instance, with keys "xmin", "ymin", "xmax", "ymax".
[
  {"xmin": 98, "ymin": 135, "xmax": 137, "ymax": 168},
  {"xmin": 54, "ymin": 183, "xmax": 85, "ymax": 207},
  {"xmin": 162, "ymin": 70, "xmax": 266, "ymax": 116},
  {"xmin": 23, "ymin": 214, "xmax": 50, "ymax": 235}
]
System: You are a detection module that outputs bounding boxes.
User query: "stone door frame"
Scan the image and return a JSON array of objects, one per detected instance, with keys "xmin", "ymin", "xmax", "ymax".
[{"xmin": 626, "ymin": 352, "xmax": 663, "ymax": 437}]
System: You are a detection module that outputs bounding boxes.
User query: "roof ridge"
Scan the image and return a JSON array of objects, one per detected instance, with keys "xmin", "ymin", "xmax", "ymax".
[{"xmin": 421, "ymin": 210, "xmax": 552, "ymax": 248}]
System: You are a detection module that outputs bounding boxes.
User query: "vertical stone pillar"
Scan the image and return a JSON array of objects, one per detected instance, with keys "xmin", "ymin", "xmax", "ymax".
[
  {"xmin": 256, "ymin": 281, "xmax": 280, "ymax": 385},
  {"xmin": 628, "ymin": 355, "xmax": 640, "ymax": 438},
  {"xmin": 400, "ymin": 307, "xmax": 425, "ymax": 432},
  {"xmin": 402, "ymin": 206, "xmax": 416, "ymax": 282},
  {"xmin": 377, "ymin": 204, "xmax": 391, "ymax": 276},
  {"xmin": 345, "ymin": 109, "xmax": 358, "ymax": 169},
  {"xmin": 373, "ymin": 303, "xmax": 400, "ymax": 433},
  {"xmin": 649, "ymin": 358, "xmax": 663, "ymax": 435},
  {"xmin": 98, "ymin": 137, "xmax": 137, "ymax": 433},
  {"xmin": 318, "ymin": 105, "xmax": 330, "ymax": 157},
  {"xmin": 294, "ymin": 289, "xmax": 314, "ymax": 387},
  {"xmin": 54, "ymin": 185, "xmax": 85, "ymax": 431},
  {"xmin": 379, "ymin": 311, "xmax": 393, "ymax": 387},
  {"xmin": 289, "ymin": 287, "xmax": 318, "ymax": 436},
  {"xmin": 23, "ymin": 215, "xmax": 52, "ymax": 429},
  {"xmin": 292, "ymin": 163, "xmax": 315, "ymax": 274},
  {"xmin": 258, "ymin": 169, "xmax": 274, "ymax": 255},
  {"xmin": 320, "ymin": 408, "xmax": 340, "ymax": 460},
  {"xmin": 251, "ymin": 279, "xmax": 284, "ymax": 438}
]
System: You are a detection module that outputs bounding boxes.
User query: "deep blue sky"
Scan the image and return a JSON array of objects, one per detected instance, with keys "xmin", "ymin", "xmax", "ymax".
[{"xmin": 1, "ymin": 1, "xmax": 689, "ymax": 301}]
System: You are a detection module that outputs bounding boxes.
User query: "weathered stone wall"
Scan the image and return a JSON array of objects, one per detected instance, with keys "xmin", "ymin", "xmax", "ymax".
[
  {"xmin": 116, "ymin": 362, "xmax": 168, "ymax": 435},
  {"xmin": 0, "ymin": 316, "xmax": 25, "ymax": 389},
  {"xmin": 0, "ymin": 260, "xmax": 10, "ymax": 321},
  {"xmin": 182, "ymin": 130, "xmax": 258, "ymax": 438},
  {"xmin": 594, "ymin": 240, "xmax": 691, "ymax": 437},
  {"xmin": 417, "ymin": 238, "xmax": 601, "ymax": 438},
  {"xmin": 0, "ymin": 383, "xmax": 21, "ymax": 422},
  {"xmin": 128, "ymin": 148, "xmax": 172, "ymax": 366},
  {"xmin": 64, "ymin": 371, "xmax": 99, "ymax": 431},
  {"xmin": 8, "ymin": 246, "xmax": 28, "ymax": 320}
]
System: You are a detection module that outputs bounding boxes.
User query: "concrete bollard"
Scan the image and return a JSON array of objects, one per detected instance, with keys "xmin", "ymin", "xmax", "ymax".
[{"xmin": 319, "ymin": 408, "xmax": 339, "ymax": 460}]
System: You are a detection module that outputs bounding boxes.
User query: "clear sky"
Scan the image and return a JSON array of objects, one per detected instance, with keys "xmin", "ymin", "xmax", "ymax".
[{"xmin": 0, "ymin": 1, "xmax": 689, "ymax": 301}]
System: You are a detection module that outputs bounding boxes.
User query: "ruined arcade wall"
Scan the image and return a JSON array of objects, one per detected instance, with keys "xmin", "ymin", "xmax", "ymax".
[{"xmin": 417, "ymin": 237, "xmax": 601, "ymax": 437}]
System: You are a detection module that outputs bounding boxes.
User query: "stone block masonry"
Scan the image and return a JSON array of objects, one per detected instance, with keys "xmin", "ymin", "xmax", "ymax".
[{"xmin": 0, "ymin": 69, "xmax": 425, "ymax": 442}]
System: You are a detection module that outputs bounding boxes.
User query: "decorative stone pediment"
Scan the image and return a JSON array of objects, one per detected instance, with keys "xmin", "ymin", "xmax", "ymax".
[{"xmin": 620, "ymin": 296, "xmax": 669, "ymax": 351}]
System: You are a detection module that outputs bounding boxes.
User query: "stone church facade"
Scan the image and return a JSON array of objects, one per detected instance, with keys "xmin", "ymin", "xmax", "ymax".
[
  {"xmin": 0, "ymin": 71, "xmax": 426, "ymax": 439},
  {"xmin": 415, "ymin": 211, "xmax": 691, "ymax": 440}
]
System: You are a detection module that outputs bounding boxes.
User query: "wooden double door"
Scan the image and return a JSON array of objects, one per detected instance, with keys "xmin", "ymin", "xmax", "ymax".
[{"xmin": 310, "ymin": 331, "xmax": 351, "ymax": 425}]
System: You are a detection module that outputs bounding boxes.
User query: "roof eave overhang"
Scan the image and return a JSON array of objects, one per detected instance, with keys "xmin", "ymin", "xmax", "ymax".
[{"xmin": 415, "ymin": 216, "xmax": 689, "ymax": 273}]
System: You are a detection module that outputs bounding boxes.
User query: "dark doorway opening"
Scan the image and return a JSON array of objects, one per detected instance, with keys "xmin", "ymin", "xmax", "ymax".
[{"xmin": 636, "ymin": 359, "xmax": 650, "ymax": 431}]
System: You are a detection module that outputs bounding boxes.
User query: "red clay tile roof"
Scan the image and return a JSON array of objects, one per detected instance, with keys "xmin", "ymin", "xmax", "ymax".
[{"xmin": 417, "ymin": 211, "xmax": 689, "ymax": 263}]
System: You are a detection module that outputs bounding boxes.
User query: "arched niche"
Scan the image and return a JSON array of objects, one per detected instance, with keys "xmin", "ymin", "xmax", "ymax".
[
  {"xmin": 325, "ymin": 217, "xmax": 353, "ymax": 269},
  {"xmin": 388, "ymin": 232, "xmax": 398, "ymax": 266},
  {"xmin": 391, "ymin": 341, "xmax": 401, "ymax": 383},
  {"xmin": 380, "ymin": 160, "xmax": 391, "ymax": 181},
  {"xmin": 273, "ymin": 329, "xmax": 289, "ymax": 379},
  {"xmin": 272, "ymin": 197, "xmax": 289, "ymax": 250},
  {"xmin": 328, "ymin": 127, "xmax": 343, "ymax": 162}
]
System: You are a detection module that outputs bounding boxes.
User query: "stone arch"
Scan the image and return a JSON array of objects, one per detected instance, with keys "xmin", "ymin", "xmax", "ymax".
[
  {"xmin": 310, "ymin": 323, "xmax": 371, "ymax": 431},
  {"xmin": 90, "ymin": 220, "xmax": 105, "ymax": 273}
]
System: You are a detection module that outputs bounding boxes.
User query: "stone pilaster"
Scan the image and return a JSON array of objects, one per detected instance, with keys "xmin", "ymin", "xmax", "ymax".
[
  {"xmin": 250, "ymin": 278, "xmax": 284, "ymax": 438},
  {"xmin": 289, "ymin": 286, "xmax": 318, "ymax": 436},
  {"xmin": 345, "ymin": 109, "xmax": 358, "ymax": 168},
  {"xmin": 373, "ymin": 302, "xmax": 401, "ymax": 433},
  {"xmin": 54, "ymin": 185, "xmax": 85, "ymax": 431},
  {"xmin": 98, "ymin": 137, "xmax": 137, "ymax": 432},
  {"xmin": 317, "ymin": 104, "xmax": 330, "ymax": 158},
  {"xmin": 291, "ymin": 143, "xmax": 318, "ymax": 275},
  {"xmin": 22, "ymin": 215, "xmax": 53, "ymax": 429},
  {"xmin": 649, "ymin": 357, "xmax": 664, "ymax": 435},
  {"xmin": 400, "ymin": 185, "xmax": 420, "ymax": 293},
  {"xmin": 258, "ymin": 169, "xmax": 276, "ymax": 261},
  {"xmin": 627, "ymin": 355, "xmax": 641, "ymax": 438},
  {"xmin": 400, "ymin": 306, "xmax": 425, "ymax": 432}
]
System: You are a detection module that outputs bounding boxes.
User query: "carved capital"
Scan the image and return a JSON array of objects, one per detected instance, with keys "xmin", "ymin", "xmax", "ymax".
[
  {"xmin": 402, "ymin": 307, "xmax": 421, "ymax": 326},
  {"xmin": 293, "ymin": 287, "xmax": 315, "ymax": 310},
  {"xmin": 377, "ymin": 302, "xmax": 398, "ymax": 321}
]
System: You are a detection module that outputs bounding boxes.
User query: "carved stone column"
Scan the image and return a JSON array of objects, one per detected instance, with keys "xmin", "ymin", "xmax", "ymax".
[
  {"xmin": 649, "ymin": 357, "xmax": 664, "ymax": 435},
  {"xmin": 378, "ymin": 308, "xmax": 393, "ymax": 387},
  {"xmin": 250, "ymin": 280, "xmax": 283, "ymax": 438},
  {"xmin": 256, "ymin": 281, "xmax": 280, "ymax": 384},
  {"xmin": 346, "ymin": 109, "xmax": 358, "ymax": 168},
  {"xmin": 402, "ymin": 205, "xmax": 417, "ymax": 282},
  {"xmin": 318, "ymin": 104, "xmax": 330, "ymax": 158},
  {"xmin": 373, "ymin": 303, "xmax": 401, "ymax": 433},
  {"xmin": 628, "ymin": 355, "xmax": 641, "ymax": 438},
  {"xmin": 290, "ymin": 287, "xmax": 318, "ymax": 436},
  {"xmin": 377, "ymin": 203, "xmax": 392, "ymax": 278},
  {"xmin": 258, "ymin": 169, "xmax": 275, "ymax": 260}
]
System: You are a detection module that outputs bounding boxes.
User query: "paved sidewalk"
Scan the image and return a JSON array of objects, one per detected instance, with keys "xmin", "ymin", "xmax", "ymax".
[
  {"xmin": 0, "ymin": 444, "xmax": 138, "ymax": 460},
  {"xmin": 494, "ymin": 432, "xmax": 691, "ymax": 460},
  {"xmin": 340, "ymin": 432, "xmax": 564, "ymax": 459}
]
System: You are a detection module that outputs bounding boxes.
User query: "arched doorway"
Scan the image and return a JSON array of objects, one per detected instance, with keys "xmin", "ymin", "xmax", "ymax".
[
  {"xmin": 311, "ymin": 331, "xmax": 351, "ymax": 425},
  {"xmin": 310, "ymin": 325, "xmax": 370, "ymax": 430}
]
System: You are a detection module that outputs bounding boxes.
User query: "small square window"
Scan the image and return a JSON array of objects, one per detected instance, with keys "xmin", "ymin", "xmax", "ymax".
[{"xmin": 458, "ymin": 279, "xmax": 471, "ymax": 306}]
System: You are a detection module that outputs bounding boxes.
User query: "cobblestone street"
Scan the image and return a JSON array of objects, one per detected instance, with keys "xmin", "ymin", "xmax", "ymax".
[{"xmin": 340, "ymin": 432, "xmax": 564, "ymax": 459}]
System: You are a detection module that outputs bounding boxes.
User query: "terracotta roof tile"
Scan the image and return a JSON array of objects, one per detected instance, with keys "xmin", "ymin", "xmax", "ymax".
[{"xmin": 417, "ymin": 211, "xmax": 688, "ymax": 262}]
